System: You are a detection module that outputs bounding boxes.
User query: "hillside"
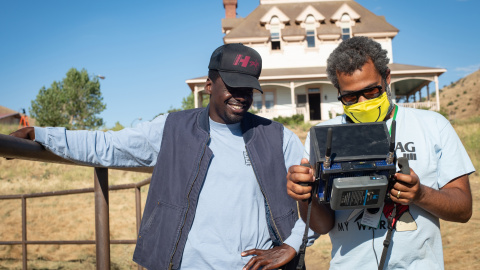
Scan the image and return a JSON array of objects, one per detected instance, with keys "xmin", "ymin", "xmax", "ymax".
[
  {"xmin": 0, "ymin": 106, "xmax": 17, "ymax": 115},
  {"xmin": 438, "ymin": 69, "xmax": 480, "ymax": 120}
]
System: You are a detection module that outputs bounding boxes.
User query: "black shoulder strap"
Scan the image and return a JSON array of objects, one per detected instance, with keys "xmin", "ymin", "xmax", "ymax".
[
  {"xmin": 378, "ymin": 204, "xmax": 396, "ymax": 270},
  {"xmin": 296, "ymin": 196, "xmax": 313, "ymax": 270}
]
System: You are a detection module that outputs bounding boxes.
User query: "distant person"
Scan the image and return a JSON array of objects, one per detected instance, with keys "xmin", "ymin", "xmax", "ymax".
[
  {"xmin": 286, "ymin": 36, "xmax": 474, "ymax": 269},
  {"xmin": 11, "ymin": 43, "xmax": 315, "ymax": 270}
]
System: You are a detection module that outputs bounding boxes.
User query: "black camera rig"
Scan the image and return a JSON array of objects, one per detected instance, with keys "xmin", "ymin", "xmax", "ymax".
[
  {"xmin": 309, "ymin": 121, "xmax": 398, "ymax": 210},
  {"xmin": 296, "ymin": 121, "xmax": 411, "ymax": 270}
]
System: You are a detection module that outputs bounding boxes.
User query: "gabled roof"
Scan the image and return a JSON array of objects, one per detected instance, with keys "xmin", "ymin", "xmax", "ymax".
[
  {"xmin": 260, "ymin": 6, "xmax": 290, "ymax": 23},
  {"xmin": 389, "ymin": 63, "xmax": 446, "ymax": 76},
  {"xmin": 0, "ymin": 105, "xmax": 17, "ymax": 115},
  {"xmin": 222, "ymin": 18, "xmax": 245, "ymax": 33},
  {"xmin": 0, "ymin": 112, "xmax": 21, "ymax": 120},
  {"xmin": 223, "ymin": 0, "xmax": 398, "ymax": 42},
  {"xmin": 295, "ymin": 5, "xmax": 325, "ymax": 23},
  {"xmin": 331, "ymin": 3, "xmax": 360, "ymax": 21}
]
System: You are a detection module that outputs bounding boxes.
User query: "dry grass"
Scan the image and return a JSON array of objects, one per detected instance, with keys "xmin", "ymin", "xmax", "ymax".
[
  {"xmin": 0, "ymin": 157, "xmax": 150, "ymax": 269},
  {"xmin": 303, "ymin": 117, "xmax": 480, "ymax": 269},
  {"xmin": 0, "ymin": 116, "xmax": 478, "ymax": 269},
  {"xmin": 439, "ymin": 69, "xmax": 480, "ymax": 121}
]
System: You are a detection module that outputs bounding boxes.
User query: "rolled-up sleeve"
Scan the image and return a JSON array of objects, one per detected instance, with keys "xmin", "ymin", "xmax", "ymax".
[{"xmin": 34, "ymin": 114, "xmax": 168, "ymax": 167}]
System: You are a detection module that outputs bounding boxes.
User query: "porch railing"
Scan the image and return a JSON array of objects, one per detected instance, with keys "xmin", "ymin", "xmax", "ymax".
[
  {"xmin": 255, "ymin": 107, "xmax": 308, "ymax": 121},
  {"xmin": 0, "ymin": 133, "xmax": 153, "ymax": 270},
  {"xmin": 396, "ymin": 101, "xmax": 438, "ymax": 110}
]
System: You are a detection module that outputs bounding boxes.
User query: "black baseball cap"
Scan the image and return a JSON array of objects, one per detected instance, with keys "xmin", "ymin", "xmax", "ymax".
[{"xmin": 208, "ymin": 43, "xmax": 263, "ymax": 93}]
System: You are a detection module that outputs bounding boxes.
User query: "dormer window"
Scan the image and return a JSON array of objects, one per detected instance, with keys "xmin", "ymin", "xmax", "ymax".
[
  {"xmin": 340, "ymin": 14, "xmax": 351, "ymax": 40},
  {"xmin": 305, "ymin": 15, "xmax": 316, "ymax": 47},
  {"xmin": 270, "ymin": 16, "xmax": 281, "ymax": 50}
]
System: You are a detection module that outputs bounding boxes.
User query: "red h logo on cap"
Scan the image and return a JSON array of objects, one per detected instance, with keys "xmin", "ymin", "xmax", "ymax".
[{"xmin": 233, "ymin": 54, "xmax": 251, "ymax": 67}]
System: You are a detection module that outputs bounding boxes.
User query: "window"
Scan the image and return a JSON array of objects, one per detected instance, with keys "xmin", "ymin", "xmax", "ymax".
[
  {"xmin": 305, "ymin": 15, "xmax": 316, "ymax": 48},
  {"xmin": 340, "ymin": 14, "xmax": 351, "ymax": 41},
  {"xmin": 306, "ymin": 30, "xmax": 315, "ymax": 47},
  {"xmin": 265, "ymin": 92, "xmax": 274, "ymax": 109},
  {"xmin": 297, "ymin": 94, "xmax": 307, "ymax": 107},
  {"xmin": 253, "ymin": 92, "xmax": 263, "ymax": 110},
  {"xmin": 342, "ymin": 27, "xmax": 350, "ymax": 41},
  {"xmin": 270, "ymin": 16, "xmax": 281, "ymax": 50},
  {"xmin": 253, "ymin": 92, "xmax": 274, "ymax": 110}
]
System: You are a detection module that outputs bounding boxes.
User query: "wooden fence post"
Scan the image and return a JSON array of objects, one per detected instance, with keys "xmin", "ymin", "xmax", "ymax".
[{"xmin": 94, "ymin": 168, "xmax": 110, "ymax": 270}]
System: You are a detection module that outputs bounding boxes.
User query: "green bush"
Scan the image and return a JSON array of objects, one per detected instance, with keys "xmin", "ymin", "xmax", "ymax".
[
  {"xmin": 447, "ymin": 101, "xmax": 454, "ymax": 106},
  {"xmin": 438, "ymin": 108, "xmax": 449, "ymax": 119},
  {"xmin": 273, "ymin": 114, "xmax": 304, "ymax": 126}
]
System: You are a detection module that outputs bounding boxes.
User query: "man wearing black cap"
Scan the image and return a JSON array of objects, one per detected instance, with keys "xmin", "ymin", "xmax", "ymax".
[{"xmin": 10, "ymin": 43, "xmax": 312, "ymax": 270}]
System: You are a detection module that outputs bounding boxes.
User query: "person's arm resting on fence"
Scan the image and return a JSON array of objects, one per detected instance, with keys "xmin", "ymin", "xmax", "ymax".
[{"xmin": 9, "ymin": 114, "xmax": 168, "ymax": 167}]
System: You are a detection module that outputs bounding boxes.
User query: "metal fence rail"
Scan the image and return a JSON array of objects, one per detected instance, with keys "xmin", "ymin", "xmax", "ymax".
[{"xmin": 0, "ymin": 133, "xmax": 153, "ymax": 269}]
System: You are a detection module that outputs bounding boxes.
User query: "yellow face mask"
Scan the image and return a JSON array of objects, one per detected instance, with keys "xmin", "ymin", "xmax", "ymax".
[{"xmin": 343, "ymin": 92, "xmax": 391, "ymax": 123}]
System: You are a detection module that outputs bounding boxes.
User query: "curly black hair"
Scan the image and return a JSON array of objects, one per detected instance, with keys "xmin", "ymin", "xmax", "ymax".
[{"xmin": 327, "ymin": 36, "xmax": 390, "ymax": 90}]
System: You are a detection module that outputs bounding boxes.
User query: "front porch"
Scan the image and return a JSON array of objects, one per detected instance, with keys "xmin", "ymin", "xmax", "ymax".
[
  {"xmin": 396, "ymin": 101, "xmax": 438, "ymax": 110},
  {"xmin": 253, "ymin": 100, "xmax": 439, "ymax": 123},
  {"xmin": 185, "ymin": 63, "xmax": 446, "ymax": 123},
  {"xmin": 254, "ymin": 106, "xmax": 307, "ymax": 120}
]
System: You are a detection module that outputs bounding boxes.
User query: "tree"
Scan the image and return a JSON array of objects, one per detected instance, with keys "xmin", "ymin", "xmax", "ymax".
[
  {"xmin": 167, "ymin": 92, "xmax": 209, "ymax": 113},
  {"xmin": 30, "ymin": 68, "xmax": 106, "ymax": 130},
  {"xmin": 104, "ymin": 121, "xmax": 124, "ymax": 131},
  {"xmin": 153, "ymin": 92, "xmax": 210, "ymax": 119}
]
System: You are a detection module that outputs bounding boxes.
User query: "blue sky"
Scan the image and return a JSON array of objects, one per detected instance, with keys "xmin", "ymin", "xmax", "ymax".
[{"xmin": 1, "ymin": 0, "xmax": 479, "ymax": 128}]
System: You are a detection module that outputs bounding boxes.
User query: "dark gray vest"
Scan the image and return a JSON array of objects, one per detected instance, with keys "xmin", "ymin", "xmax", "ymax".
[{"xmin": 133, "ymin": 108, "xmax": 299, "ymax": 270}]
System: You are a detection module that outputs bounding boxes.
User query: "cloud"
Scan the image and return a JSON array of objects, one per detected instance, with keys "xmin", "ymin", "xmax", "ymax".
[{"xmin": 455, "ymin": 64, "xmax": 480, "ymax": 74}]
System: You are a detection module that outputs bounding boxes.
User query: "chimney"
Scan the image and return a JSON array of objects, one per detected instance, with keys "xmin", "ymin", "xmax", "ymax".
[{"xmin": 223, "ymin": 0, "xmax": 237, "ymax": 19}]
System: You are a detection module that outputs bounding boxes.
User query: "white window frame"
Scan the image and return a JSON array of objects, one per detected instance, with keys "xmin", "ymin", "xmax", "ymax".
[
  {"xmin": 269, "ymin": 16, "xmax": 282, "ymax": 51},
  {"xmin": 339, "ymin": 13, "xmax": 352, "ymax": 41},
  {"xmin": 305, "ymin": 15, "xmax": 316, "ymax": 48}
]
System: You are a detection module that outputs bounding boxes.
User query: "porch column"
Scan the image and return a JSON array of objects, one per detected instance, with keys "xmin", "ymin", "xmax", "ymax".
[
  {"xmin": 426, "ymin": 84, "xmax": 430, "ymax": 101},
  {"xmin": 290, "ymin": 81, "xmax": 295, "ymax": 115},
  {"xmin": 194, "ymin": 85, "xmax": 199, "ymax": 109},
  {"xmin": 305, "ymin": 88, "xmax": 310, "ymax": 122},
  {"xmin": 434, "ymin": 75, "xmax": 440, "ymax": 111}
]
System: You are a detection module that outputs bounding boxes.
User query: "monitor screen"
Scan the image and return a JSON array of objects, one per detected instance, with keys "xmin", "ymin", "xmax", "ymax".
[{"xmin": 310, "ymin": 122, "xmax": 391, "ymax": 162}]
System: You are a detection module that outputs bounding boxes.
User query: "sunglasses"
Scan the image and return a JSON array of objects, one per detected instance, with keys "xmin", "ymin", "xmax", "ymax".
[{"xmin": 337, "ymin": 85, "xmax": 383, "ymax": 105}]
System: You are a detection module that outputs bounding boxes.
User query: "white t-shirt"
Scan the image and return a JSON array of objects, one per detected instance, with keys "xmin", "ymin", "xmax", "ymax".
[{"xmin": 304, "ymin": 106, "xmax": 475, "ymax": 269}]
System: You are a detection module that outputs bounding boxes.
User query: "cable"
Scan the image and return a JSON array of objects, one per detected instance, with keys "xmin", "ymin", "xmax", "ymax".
[{"xmin": 373, "ymin": 229, "xmax": 379, "ymax": 267}]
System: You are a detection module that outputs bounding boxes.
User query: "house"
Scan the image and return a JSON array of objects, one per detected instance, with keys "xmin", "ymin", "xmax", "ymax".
[
  {"xmin": 186, "ymin": 0, "xmax": 445, "ymax": 122},
  {"xmin": 0, "ymin": 106, "xmax": 32, "ymax": 126},
  {"xmin": 0, "ymin": 106, "xmax": 21, "ymax": 125}
]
